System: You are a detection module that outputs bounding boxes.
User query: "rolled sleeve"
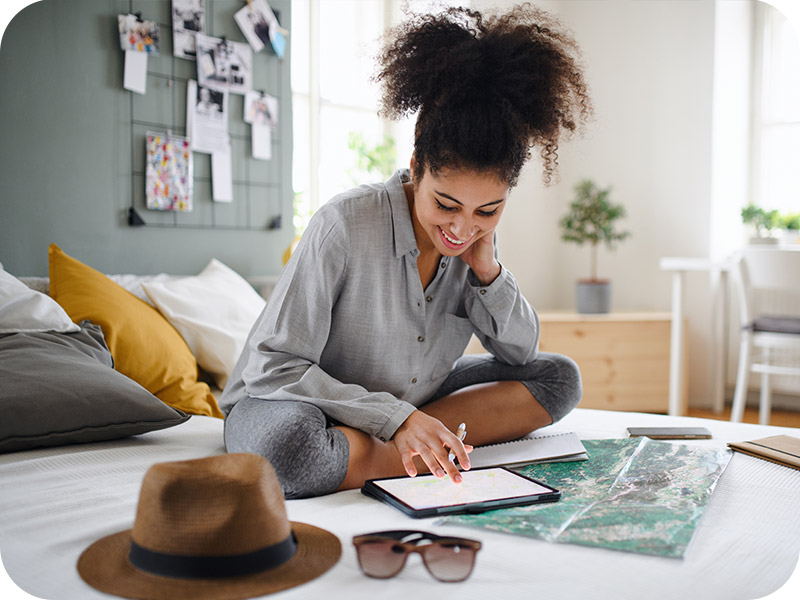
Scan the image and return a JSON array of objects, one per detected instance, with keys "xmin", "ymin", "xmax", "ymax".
[{"xmin": 465, "ymin": 264, "xmax": 539, "ymax": 364}]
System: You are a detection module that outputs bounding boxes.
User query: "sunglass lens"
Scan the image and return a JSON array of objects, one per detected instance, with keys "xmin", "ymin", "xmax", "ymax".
[
  {"xmin": 423, "ymin": 543, "xmax": 476, "ymax": 582},
  {"xmin": 356, "ymin": 541, "xmax": 408, "ymax": 579}
]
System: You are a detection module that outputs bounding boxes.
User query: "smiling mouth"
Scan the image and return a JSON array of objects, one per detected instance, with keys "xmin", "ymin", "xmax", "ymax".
[{"xmin": 439, "ymin": 226, "xmax": 467, "ymax": 247}]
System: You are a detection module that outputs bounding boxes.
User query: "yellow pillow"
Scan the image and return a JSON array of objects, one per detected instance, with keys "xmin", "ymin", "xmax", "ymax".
[{"xmin": 48, "ymin": 244, "xmax": 223, "ymax": 418}]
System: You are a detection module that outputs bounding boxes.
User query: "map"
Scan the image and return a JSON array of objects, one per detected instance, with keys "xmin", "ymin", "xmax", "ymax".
[{"xmin": 440, "ymin": 438, "xmax": 732, "ymax": 558}]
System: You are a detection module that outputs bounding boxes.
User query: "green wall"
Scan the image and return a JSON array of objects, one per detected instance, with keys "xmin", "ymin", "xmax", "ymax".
[{"xmin": 0, "ymin": 0, "xmax": 293, "ymax": 277}]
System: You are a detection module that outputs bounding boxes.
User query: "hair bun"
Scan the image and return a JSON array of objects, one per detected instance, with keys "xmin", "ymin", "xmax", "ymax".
[{"xmin": 375, "ymin": 4, "xmax": 592, "ymax": 185}]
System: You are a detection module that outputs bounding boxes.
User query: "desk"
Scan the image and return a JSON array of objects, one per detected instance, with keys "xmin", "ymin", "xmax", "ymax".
[{"xmin": 659, "ymin": 258, "xmax": 731, "ymax": 416}]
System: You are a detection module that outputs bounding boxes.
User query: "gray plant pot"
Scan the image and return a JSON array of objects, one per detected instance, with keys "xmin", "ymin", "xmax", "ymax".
[{"xmin": 576, "ymin": 280, "xmax": 611, "ymax": 314}]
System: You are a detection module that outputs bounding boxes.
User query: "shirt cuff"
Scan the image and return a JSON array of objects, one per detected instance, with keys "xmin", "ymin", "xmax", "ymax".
[
  {"xmin": 376, "ymin": 402, "xmax": 418, "ymax": 442},
  {"xmin": 468, "ymin": 263, "xmax": 511, "ymax": 305}
]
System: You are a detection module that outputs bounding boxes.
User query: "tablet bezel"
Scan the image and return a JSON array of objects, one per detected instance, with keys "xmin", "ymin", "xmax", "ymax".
[{"xmin": 361, "ymin": 467, "xmax": 561, "ymax": 518}]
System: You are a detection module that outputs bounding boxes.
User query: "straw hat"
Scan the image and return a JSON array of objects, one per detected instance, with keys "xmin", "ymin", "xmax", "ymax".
[{"xmin": 78, "ymin": 453, "xmax": 341, "ymax": 600}]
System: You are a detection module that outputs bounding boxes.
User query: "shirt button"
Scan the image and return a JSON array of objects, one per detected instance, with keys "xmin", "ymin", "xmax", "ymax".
[
  {"xmin": 379, "ymin": 436, "xmax": 386, "ymax": 442},
  {"xmin": 426, "ymin": 296, "xmax": 432, "ymax": 302},
  {"xmin": 480, "ymin": 289, "xmax": 487, "ymax": 295},
  {"xmin": 411, "ymin": 377, "xmax": 417, "ymax": 384},
  {"xmin": 417, "ymin": 336, "xmax": 425, "ymax": 342},
  {"xmin": 440, "ymin": 262, "xmax": 446, "ymax": 269}
]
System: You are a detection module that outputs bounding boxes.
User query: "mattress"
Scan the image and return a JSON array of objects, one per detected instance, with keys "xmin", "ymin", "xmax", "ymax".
[{"xmin": 1, "ymin": 409, "xmax": 799, "ymax": 600}]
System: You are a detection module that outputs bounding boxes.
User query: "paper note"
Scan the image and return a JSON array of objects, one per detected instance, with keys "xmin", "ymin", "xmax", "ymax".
[
  {"xmin": 123, "ymin": 50, "xmax": 147, "ymax": 94},
  {"xmin": 252, "ymin": 125, "xmax": 271, "ymax": 160},
  {"xmin": 211, "ymin": 141, "xmax": 233, "ymax": 202}
]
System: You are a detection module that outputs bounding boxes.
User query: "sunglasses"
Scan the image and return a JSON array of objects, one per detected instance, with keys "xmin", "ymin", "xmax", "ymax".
[{"xmin": 352, "ymin": 530, "xmax": 482, "ymax": 583}]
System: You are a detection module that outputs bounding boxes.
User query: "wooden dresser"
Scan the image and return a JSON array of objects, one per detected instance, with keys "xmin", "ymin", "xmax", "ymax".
[{"xmin": 464, "ymin": 311, "xmax": 687, "ymax": 413}]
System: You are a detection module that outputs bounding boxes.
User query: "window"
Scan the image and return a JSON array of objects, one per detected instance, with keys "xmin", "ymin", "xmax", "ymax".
[
  {"xmin": 751, "ymin": 1, "xmax": 800, "ymax": 214},
  {"xmin": 290, "ymin": 0, "xmax": 464, "ymax": 232}
]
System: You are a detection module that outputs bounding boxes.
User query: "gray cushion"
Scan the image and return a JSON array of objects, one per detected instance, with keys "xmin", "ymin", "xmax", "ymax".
[
  {"xmin": 0, "ymin": 321, "xmax": 189, "ymax": 453},
  {"xmin": 752, "ymin": 314, "xmax": 800, "ymax": 335}
]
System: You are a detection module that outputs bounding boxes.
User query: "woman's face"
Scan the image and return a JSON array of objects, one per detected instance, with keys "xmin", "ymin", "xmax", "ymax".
[{"xmin": 408, "ymin": 162, "xmax": 508, "ymax": 257}]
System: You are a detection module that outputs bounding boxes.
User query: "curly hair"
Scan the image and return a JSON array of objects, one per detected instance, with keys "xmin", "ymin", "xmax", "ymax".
[{"xmin": 374, "ymin": 3, "xmax": 592, "ymax": 186}]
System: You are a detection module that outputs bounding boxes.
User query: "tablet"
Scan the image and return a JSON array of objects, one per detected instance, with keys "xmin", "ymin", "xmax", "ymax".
[{"xmin": 361, "ymin": 467, "xmax": 560, "ymax": 518}]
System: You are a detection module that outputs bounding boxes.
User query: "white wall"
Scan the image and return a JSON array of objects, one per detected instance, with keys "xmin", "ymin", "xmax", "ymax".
[{"xmin": 476, "ymin": 0, "xmax": 720, "ymax": 407}]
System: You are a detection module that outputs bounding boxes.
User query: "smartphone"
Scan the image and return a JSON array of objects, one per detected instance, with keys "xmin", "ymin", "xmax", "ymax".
[{"xmin": 627, "ymin": 427, "xmax": 712, "ymax": 440}]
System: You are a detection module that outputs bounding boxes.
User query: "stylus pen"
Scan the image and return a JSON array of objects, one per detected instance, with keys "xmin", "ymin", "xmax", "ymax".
[{"xmin": 448, "ymin": 422, "xmax": 467, "ymax": 463}]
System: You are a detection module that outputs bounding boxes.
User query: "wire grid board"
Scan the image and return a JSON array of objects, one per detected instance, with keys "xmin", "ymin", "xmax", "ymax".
[{"xmin": 126, "ymin": 0, "xmax": 291, "ymax": 230}]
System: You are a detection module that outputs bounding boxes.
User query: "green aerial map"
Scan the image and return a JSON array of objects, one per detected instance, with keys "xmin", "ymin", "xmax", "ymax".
[{"xmin": 441, "ymin": 438, "xmax": 732, "ymax": 558}]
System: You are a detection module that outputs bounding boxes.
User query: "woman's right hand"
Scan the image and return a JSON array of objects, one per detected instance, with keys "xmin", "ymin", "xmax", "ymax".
[{"xmin": 391, "ymin": 411, "xmax": 472, "ymax": 483}]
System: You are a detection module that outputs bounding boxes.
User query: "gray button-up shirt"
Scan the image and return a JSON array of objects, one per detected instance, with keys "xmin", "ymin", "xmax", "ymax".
[{"xmin": 221, "ymin": 169, "xmax": 539, "ymax": 441}]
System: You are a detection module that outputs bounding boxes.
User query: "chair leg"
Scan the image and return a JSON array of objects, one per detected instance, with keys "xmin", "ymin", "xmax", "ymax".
[
  {"xmin": 730, "ymin": 335, "xmax": 752, "ymax": 423},
  {"xmin": 759, "ymin": 347, "xmax": 771, "ymax": 426}
]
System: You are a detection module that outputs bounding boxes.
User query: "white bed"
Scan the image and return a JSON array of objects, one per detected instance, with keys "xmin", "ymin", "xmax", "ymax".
[{"xmin": 1, "ymin": 408, "xmax": 798, "ymax": 600}]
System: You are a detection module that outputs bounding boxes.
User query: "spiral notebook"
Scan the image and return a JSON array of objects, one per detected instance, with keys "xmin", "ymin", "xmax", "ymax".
[{"xmin": 466, "ymin": 432, "xmax": 588, "ymax": 470}]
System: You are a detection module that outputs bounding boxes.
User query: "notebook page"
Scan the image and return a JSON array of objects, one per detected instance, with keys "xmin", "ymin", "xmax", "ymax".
[{"xmin": 468, "ymin": 432, "xmax": 586, "ymax": 469}]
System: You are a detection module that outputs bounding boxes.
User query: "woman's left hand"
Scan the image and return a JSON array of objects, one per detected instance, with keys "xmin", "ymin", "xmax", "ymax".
[{"xmin": 460, "ymin": 229, "xmax": 501, "ymax": 286}]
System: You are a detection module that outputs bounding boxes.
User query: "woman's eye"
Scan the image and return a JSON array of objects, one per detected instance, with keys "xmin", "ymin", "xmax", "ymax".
[
  {"xmin": 435, "ymin": 200, "xmax": 457, "ymax": 212},
  {"xmin": 478, "ymin": 209, "xmax": 498, "ymax": 217}
]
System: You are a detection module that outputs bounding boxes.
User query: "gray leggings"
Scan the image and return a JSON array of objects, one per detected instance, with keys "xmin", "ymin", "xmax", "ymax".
[{"xmin": 224, "ymin": 352, "xmax": 582, "ymax": 499}]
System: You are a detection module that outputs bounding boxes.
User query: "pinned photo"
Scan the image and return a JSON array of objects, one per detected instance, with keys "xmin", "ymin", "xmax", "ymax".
[
  {"xmin": 234, "ymin": 0, "xmax": 286, "ymax": 58},
  {"xmin": 195, "ymin": 33, "xmax": 253, "ymax": 95},
  {"xmin": 244, "ymin": 91, "xmax": 278, "ymax": 127},
  {"xmin": 117, "ymin": 13, "xmax": 159, "ymax": 55},
  {"xmin": 172, "ymin": 0, "xmax": 206, "ymax": 60},
  {"xmin": 187, "ymin": 80, "xmax": 230, "ymax": 156}
]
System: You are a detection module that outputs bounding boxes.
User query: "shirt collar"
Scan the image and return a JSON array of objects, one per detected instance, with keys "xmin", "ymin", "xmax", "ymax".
[{"xmin": 386, "ymin": 169, "xmax": 420, "ymax": 259}]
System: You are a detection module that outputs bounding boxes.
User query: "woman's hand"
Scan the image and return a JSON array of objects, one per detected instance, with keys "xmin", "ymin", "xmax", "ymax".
[
  {"xmin": 391, "ymin": 411, "xmax": 472, "ymax": 483},
  {"xmin": 459, "ymin": 229, "xmax": 501, "ymax": 286}
]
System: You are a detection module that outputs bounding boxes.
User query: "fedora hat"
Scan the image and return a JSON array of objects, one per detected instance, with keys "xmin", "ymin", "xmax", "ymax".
[{"xmin": 78, "ymin": 453, "xmax": 341, "ymax": 600}]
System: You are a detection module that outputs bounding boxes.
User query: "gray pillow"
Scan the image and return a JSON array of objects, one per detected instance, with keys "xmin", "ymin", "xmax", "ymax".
[{"xmin": 0, "ymin": 321, "xmax": 189, "ymax": 453}]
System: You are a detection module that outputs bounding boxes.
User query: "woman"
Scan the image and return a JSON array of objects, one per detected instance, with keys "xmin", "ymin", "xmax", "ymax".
[{"xmin": 222, "ymin": 4, "xmax": 591, "ymax": 499}]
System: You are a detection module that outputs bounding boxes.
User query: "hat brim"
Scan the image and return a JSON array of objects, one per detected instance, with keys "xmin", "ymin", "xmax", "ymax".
[{"xmin": 77, "ymin": 521, "xmax": 341, "ymax": 600}]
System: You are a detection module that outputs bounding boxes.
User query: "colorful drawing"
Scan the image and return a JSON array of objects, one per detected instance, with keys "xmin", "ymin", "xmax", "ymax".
[
  {"xmin": 145, "ymin": 133, "xmax": 193, "ymax": 212},
  {"xmin": 118, "ymin": 14, "xmax": 160, "ymax": 55}
]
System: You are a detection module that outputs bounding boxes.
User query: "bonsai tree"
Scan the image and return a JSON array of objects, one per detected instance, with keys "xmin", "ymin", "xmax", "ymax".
[
  {"xmin": 559, "ymin": 179, "xmax": 631, "ymax": 281},
  {"xmin": 741, "ymin": 203, "xmax": 780, "ymax": 238}
]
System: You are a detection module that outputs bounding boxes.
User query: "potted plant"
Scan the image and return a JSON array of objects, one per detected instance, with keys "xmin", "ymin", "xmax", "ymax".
[
  {"xmin": 741, "ymin": 203, "xmax": 780, "ymax": 244},
  {"xmin": 560, "ymin": 179, "xmax": 631, "ymax": 314},
  {"xmin": 779, "ymin": 211, "xmax": 800, "ymax": 245}
]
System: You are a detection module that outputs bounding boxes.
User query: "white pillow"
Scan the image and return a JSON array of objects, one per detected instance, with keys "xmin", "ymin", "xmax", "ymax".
[
  {"xmin": 0, "ymin": 269, "xmax": 80, "ymax": 333},
  {"xmin": 142, "ymin": 259, "xmax": 266, "ymax": 389}
]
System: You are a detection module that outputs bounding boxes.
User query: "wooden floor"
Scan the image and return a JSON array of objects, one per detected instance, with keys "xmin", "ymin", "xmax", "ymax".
[{"xmin": 686, "ymin": 405, "xmax": 800, "ymax": 429}]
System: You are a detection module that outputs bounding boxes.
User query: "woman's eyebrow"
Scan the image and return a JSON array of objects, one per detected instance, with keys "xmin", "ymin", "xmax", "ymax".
[{"xmin": 435, "ymin": 190, "xmax": 505, "ymax": 208}]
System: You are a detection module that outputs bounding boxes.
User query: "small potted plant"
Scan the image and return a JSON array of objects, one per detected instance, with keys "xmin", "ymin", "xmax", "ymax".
[
  {"xmin": 560, "ymin": 179, "xmax": 631, "ymax": 314},
  {"xmin": 741, "ymin": 203, "xmax": 780, "ymax": 244},
  {"xmin": 779, "ymin": 211, "xmax": 800, "ymax": 245}
]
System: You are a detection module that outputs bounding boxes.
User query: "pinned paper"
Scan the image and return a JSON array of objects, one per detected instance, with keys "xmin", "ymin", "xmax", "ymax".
[
  {"xmin": 252, "ymin": 125, "xmax": 271, "ymax": 160},
  {"xmin": 211, "ymin": 140, "xmax": 233, "ymax": 202},
  {"xmin": 172, "ymin": 0, "xmax": 206, "ymax": 60},
  {"xmin": 195, "ymin": 33, "xmax": 253, "ymax": 95},
  {"xmin": 117, "ymin": 13, "xmax": 159, "ymax": 54},
  {"xmin": 187, "ymin": 79, "xmax": 230, "ymax": 155},
  {"xmin": 244, "ymin": 91, "xmax": 278, "ymax": 160},
  {"xmin": 123, "ymin": 50, "xmax": 148, "ymax": 94},
  {"xmin": 146, "ymin": 132, "xmax": 193, "ymax": 212},
  {"xmin": 234, "ymin": 0, "xmax": 286, "ymax": 58}
]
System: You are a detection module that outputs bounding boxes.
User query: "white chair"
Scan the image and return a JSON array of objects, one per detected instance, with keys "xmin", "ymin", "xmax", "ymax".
[{"xmin": 730, "ymin": 247, "xmax": 800, "ymax": 424}]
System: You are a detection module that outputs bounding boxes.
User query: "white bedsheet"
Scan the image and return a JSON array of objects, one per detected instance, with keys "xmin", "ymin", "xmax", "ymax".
[{"xmin": 1, "ymin": 409, "xmax": 799, "ymax": 600}]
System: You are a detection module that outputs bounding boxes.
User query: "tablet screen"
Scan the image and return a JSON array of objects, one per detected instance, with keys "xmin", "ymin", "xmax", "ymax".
[{"xmin": 370, "ymin": 467, "xmax": 554, "ymax": 510}]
